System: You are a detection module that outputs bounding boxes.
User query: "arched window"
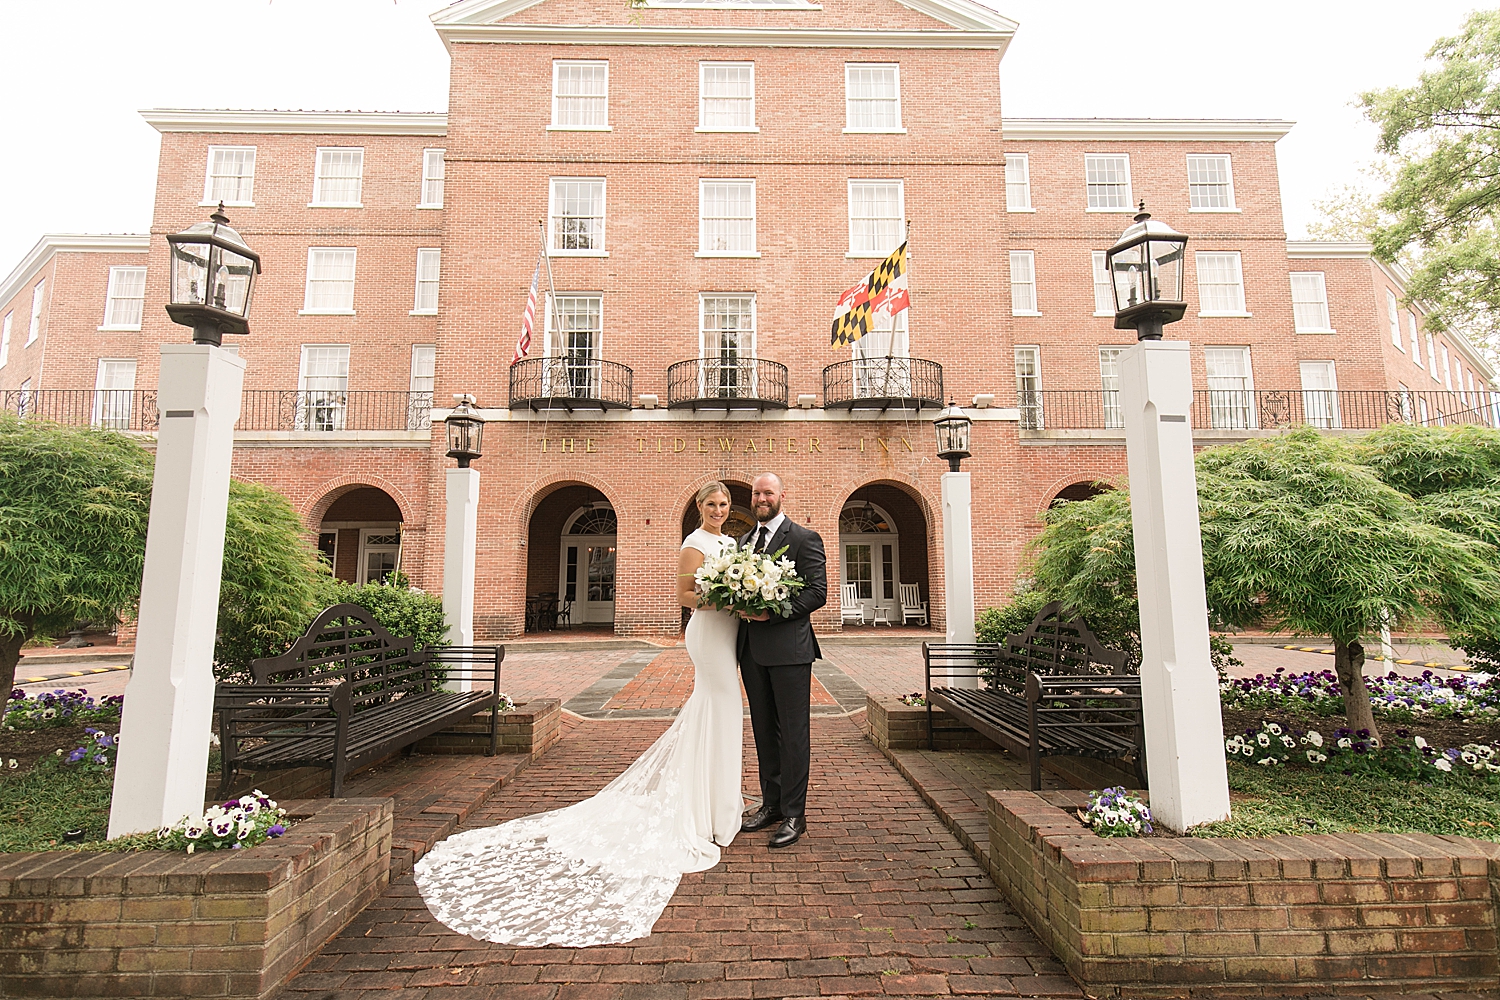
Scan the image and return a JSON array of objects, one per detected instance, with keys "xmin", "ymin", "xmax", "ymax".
[
  {"xmin": 565, "ymin": 505, "xmax": 618, "ymax": 534},
  {"xmin": 839, "ymin": 503, "xmax": 893, "ymax": 534}
]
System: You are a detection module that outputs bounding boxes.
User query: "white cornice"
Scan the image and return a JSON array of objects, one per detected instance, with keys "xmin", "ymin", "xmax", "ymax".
[
  {"xmin": 432, "ymin": 0, "xmax": 1017, "ymax": 34},
  {"xmin": 0, "ymin": 235, "xmax": 149, "ymax": 312},
  {"xmin": 1286, "ymin": 241, "xmax": 1373, "ymax": 259},
  {"xmin": 435, "ymin": 23, "xmax": 1011, "ymax": 47},
  {"xmin": 1002, "ymin": 118, "xmax": 1295, "ymax": 142},
  {"xmin": 140, "ymin": 109, "xmax": 448, "ymax": 136}
]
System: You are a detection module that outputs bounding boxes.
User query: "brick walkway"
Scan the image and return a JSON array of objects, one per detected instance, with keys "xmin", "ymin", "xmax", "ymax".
[
  {"xmin": 283, "ymin": 715, "xmax": 1084, "ymax": 999},
  {"xmin": 819, "ymin": 645, "xmax": 925, "ymax": 700},
  {"xmin": 606, "ymin": 648, "xmax": 839, "ymax": 713},
  {"xmin": 501, "ymin": 648, "xmax": 656, "ymax": 705}
]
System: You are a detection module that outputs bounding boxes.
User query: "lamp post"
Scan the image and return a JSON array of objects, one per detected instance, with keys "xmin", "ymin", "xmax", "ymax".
[
  {"xmin": 443, "ymin": 396, "xmax": 485, "ymax": 688},
  {"xmin": 109, "ymin": 206, "xmax": 259, "ymax": 838},
  {"xmin": 1105, "ymin": 203, "xmax": 1230, "ymax": 832},
  {"xmin": 934, "ymin": 401, "xmax": 976, "ymax": 662}
]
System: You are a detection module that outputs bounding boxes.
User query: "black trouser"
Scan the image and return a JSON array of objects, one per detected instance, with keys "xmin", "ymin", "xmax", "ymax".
[{"xmin": 740, "ymin": 650, "xmax": 811, "ymax": 819}]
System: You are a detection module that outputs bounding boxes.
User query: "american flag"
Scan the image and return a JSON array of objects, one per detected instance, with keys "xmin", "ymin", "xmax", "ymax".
[{"xmin": 513, "ymin": 249, "xmax": 543, "ymax": 364}]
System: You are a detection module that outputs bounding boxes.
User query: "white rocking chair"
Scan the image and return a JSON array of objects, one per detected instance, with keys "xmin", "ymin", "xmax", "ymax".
[
  {"xmin": 899, "ymin": 582, "xmax": 928, "ymax": 627},
  {"xmin": 841, "ymin": 582, "xmax": 867, "ymax": 625}
]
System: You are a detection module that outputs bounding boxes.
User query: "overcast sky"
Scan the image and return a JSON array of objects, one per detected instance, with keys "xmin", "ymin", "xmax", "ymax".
[{"xmin": 0, "ymin": 0, "xmax": 1481, "ymax": 272}]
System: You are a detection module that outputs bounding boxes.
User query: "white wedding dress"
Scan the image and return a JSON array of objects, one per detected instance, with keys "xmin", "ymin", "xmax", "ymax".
[{"xmin": 414, "ymin": 528, "xmax": 744, "ymax": 947}]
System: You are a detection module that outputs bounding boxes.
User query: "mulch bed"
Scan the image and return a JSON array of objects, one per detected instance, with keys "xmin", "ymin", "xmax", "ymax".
[{"xmin": 0, "ymin": 724, "xmax": 119, "ymax": 776}]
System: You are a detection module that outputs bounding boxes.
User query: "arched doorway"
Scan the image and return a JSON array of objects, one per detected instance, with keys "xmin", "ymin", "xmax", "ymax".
[
  {"xmin": 561, "ymin": 503, "xmax": 618, "ymax": 625},
  {"xmin": 679, "ymin": 480, "xmax": 755, "ymax": 542},
  {"xmin": 1051, "ymin": 481, "xmax": 1113, "ymax": 507},
  {"xmin": 840, "ymin": 483, "xmax": 930, "ymax": 626},
  {"xmin": 318, "ymin": 486, "xmax": 403, "ymax": 584}
]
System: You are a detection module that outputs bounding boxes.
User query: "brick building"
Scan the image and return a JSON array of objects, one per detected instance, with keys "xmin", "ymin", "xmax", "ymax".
[{"xmin": 2, "ymin": 0, "xmax": 1496, "ymax": 639}]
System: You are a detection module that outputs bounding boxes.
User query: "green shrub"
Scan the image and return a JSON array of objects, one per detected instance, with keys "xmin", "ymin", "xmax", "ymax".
[{"xmin": 320, "ymin": 576, "xmax": 449, "ymax": 651}]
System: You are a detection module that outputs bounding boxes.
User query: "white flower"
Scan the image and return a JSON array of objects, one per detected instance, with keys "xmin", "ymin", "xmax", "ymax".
[
  {"xmin": 1338, "ymin": 737, "xmax": 1353, "ymax": 749},
  {"xmin": 776, "ymin": 586, "xmax": 789, "ymax": 601},
  {"xmin": 1267, "ymin": 723, "xmax": 1282, "ymax": 736},
  {"xmin": 1280, "ymin": 735, "xmax": 1296, "ymax": 749},
  {"xmin": 761, "ymin": 585, "xmax": 778, "ymax": 601},
  {"xmin": 1462, "ymin": 751, "xmax": 1478, "ymax": 766},
  {"xmin": 1256, "ymin": 733, "xmax": 1271, "ymax": 747},
  {"xmin": 1307, "ymin": 750, "xmax": 1327, "ymax": 764},
  {"xmin": 1434, "ymin": 758, "xmax": 1453, "ymax": 772},
  {"xmin": 6, "ymin": 759, "xmax": 16, "ymax": 769},
  {"xmin": 184, "ymin": 823, "xmax": 206, "ymax": 840},
  {"xmin": 1414, "ymin": 736, "xmax": 1429, "ymax": 749},
  {"xmin": 238, "ymin": 795, "xmax": 261, "ymax": 815},
  {"xmin": 1305, "ymin": 732, "xmax": 1324, "ymax": 748},
  {"xmin": 211, "ymin": 817, "xmax": 234, "ymax": 837},
  {"xmin": 727, "ymin": 565, "xmax": 743, "ymax": 579},
  {"xmin": 1257, "ymin": 757, "xmax": 1277, "ymax": 766}
]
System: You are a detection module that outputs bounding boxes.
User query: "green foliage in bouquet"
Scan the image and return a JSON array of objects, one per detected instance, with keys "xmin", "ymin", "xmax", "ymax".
[{"xmin": 694, "ymin": 543, "xmax": 806, "ymax": 618}]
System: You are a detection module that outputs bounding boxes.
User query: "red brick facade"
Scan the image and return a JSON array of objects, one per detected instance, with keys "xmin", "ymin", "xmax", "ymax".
[{"xmin": 2, "ymin": 0, "xmax": 1496, "ymax": 639}]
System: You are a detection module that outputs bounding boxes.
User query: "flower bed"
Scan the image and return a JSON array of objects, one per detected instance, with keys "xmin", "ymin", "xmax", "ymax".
[
  {"xmin": 1222, "ymin": 667, "xmax": 1500, "ymax": 721},
  {"xmin": 3, "ymin": 687, "xmax": 122, "ymax": 730}
]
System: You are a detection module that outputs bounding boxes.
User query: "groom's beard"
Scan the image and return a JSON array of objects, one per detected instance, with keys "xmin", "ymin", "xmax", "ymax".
[{"xmin": 753, "ymin": 500, "xmax": 781, "ymax": 522}]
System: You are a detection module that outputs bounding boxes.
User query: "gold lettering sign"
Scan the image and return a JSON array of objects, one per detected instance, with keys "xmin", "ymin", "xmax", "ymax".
[{"xmin": 536, "ymin": 433, "xmax": 912, "ymax": 462}]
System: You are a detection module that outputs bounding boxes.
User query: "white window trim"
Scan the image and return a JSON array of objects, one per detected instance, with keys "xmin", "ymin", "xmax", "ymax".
[
  {"xmin": 1084, "ymin": 152, "xmax": 1134, "ymax": 212},
  {"xmin": 410, "ymin": 344, "xmax": 436, "ymax": 393},
  {"xmin": 200, "ymin": 145, "xmax": 256, "ymax": 207},
  {"xmin": 26, "ymin": 280, "xmax": 44, "ymax": 346},
  {"xmin": 418, "ymin": 148, "xmax": 445, "ymax": 209},
  {"xmin": 0, "ymin": 312, "xmax": 11, "ymax": 370},
  {"xmin": 1091, "ymin": 250, "xmax": 1114, "ymax": 316},
  {"xmin": 1185, "ymin": 153, "xmax": 1240, "ymax": 213},
  {"xmin": 1005, "ymin": 153, "xmax": 1034, "ymax": 213},
  {"xmin": 99, "ymin": 265, "xmax": 147, "ymax": 332},
  {"xmin": 550, "ymin": 60, "xmax": 611, "ymax": 131},
  {"xmin": 843, "ymin": 63, "xmax": 905, "ymax": 134},
  {"xmin": 1289, "ymin": 271, "xmax": 1335, "ymax": 334},
  {"xmin": 309, "ymin": 147, "xmax": 365, "ymax": 208},
  {"xmin": 698, "ymin": 293, "xmax": 758, "ymax": 358},
  {"xmin": 1388, "ymin": 289, "xmax": 1404, "ymax": 351},
  {"xmin": 1009, "ymin": 250, "xmax": 1040, "ymax": 317},
  {"xmin": 411, "ymin": 248, "xmax": 440, "ymax": 315},
  {"xmin": 697, "ymin": 61, "xmax": 758, "ymax": 133},
  {"xmin": 1195, "ymin": 250, "xmax": 1251, "ymax": 317},
  {"xmin": 696, "ymin": 179, "xmax": 759, "ymax": 257},
  {"xmin": 845, "ymin": 178, "xmax": 906, "ymax": 258},
  {"xmin": 300, "ymin": 247, "xmax": 358, "ymax": 316},
  {"xmin": 1426, "ymin": 332, "xmax": 1440, "ymax": 381},
  {"xmin": 540, "ymin": 293, "xmax": 605, "ymax": 360},
  {"xmin": 548, "ymin": 177, "xmax": 609, "ymax": 258}
]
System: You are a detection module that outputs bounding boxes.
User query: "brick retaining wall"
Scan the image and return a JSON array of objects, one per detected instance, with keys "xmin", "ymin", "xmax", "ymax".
[
  {"xmin": 987, "ymin": 789, "xmax": 1500, "ymax": 997},
  {"xmin": 412, "ymin": 698, "xmax": 561, "ymax": 757},
  {"xmin": 865, "ymin": 693, "xmax": 1002, "ymax": 751},
  {"xmin": 0, "ymin": 797, "xmax": 392, "ymax": 1000}
]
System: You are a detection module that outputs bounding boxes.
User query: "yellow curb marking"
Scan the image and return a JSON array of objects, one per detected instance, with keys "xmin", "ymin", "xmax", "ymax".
[
  {"xmin": 17, "ymin": 663, "xmax": 130, "ymax": 684},
  {"xmin": 1277, "ymin": 645, "xmax": 1459, "ymax": 669}
]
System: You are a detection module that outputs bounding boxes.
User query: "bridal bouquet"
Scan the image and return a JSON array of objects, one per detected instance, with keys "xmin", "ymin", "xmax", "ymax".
[{"xmin": 695, "ymin": 543, "xmax": 806, "ymax": 618}]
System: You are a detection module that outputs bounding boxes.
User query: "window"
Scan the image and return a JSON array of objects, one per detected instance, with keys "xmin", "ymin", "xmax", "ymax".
[
  {"xmin": 16, "ymin": 379, "xmax": 31, "ymax": 418},
  {"xmin": 552, "ymin": 61, "xmax": 609, "ymax": 129},
  {"xmin": 847, "ymin": 180, "xmax": 904, "ymax": 256},
  {"xmin": 1015, "ymin": 345, "xmax": 1042, "ymax": 429},
  {"xmin": 409, "ymin": 345, "xmax": 435, "ymax": 430},
  {"xmin": 311, "ymin": 148, "xmax": 364, "ymax": 206},
  {"xmin": 1084, "ymin": 154, "xmax": 1132, "ymax": 210},
  {"xmin": 1186, "ymin": 154, "xmax": 1234, "ymax": 210},
  {"xmin": 303, "ymin": 248, "xmax": 357, "ymax": 313},
  {"xmin": 549, "ymin": 178, "xmax": 607, "ymax": 254},
  {"xmin": 1195, "ymin": 252, "xmax": 1246, "ymax": 315},
  {"xmin": 1409, "ymin": 313, "xmax": 1422, "ymax": 367},
  {"xmin": 27, "ymin": 280, "xmax": 44, "ymax": 345},
  {"xmin": 699, "ymin": 62, "xmax": 755, "ymax": 130},
  {"xmin": 1005, "ymin": 154, "xmax": 1032, "ymax": 211},
  {"xmin": 1426, "ymin": 332, "xmax": 1440, "ymax": 381},
  {"xmin": 699, "ymin": 180, "xmax": 756, "ymax": 255},
  {"xmin": 359, "ymin": 529, "xmax": 402, "ymax": 586},
  {"xmin": 1289, "ymin": 272, "xmax": 1332, "ymax": 332},
  {"xmin": 420, "ymin": 149, "xmax": 445, "ymax": 207},
  {"xmin": 1442, "ymin": 344, "xmax": 1453, "ymax": 390},
  {"xmin": 845, "ymin": 64, "xmax": 901, "ymax": 131},
  {"xmin": 543, "ymin": 294, "xmax": 603, "ymax": 398},
  {"xmin": 1396, "ymin": 381, "xmax": 1413, "ymax": 422},
  {"xmin": 1091, "ymin": 251, "xmax": 1114, "ymax": 315},
  {"xmin": 0, "ymin": 313, "xmax": 9, "ymax": 369},
  {"xmin": 852, "ymin": 310, "xmax": 912, "ymax": 398},
  {"xmin": 1099, "ymin": 346, "xmax": 1125, "ymax": 429},
  {"xmin": 1009, "ymin": 251, "xmax": 1038, "ymax": 315},
  {"xmin": 699, "ymin": 294, "xmax": 756, "ymax": 397},
  {"xmin": 102, "ymin": 266, "xmax": 147, "ymax": 329},
  {"xmin": 297, "ymin": 344, "xmax": 350, "ymax": 431},
  {"xmin": 93, "ymin": 359, "xmax": 137, "ymax": 430},
  {"xmin": 204, "ymin": 146, "xmax": 256, "ymax": 205},
  {"xmin": 1299, "ymin": 360, "xmax": 1340, "ymax": 429},
  {"xmin": 412, "ymin": 249, "xmax": 440, "ymax": 314},
  {"xmin": 1387, "ymin": 290, "xmax": 1403, "ymax": 350},
  {"xmin": 1205, "ymin": 346, "xmax": 1255, "ymax": 429}
]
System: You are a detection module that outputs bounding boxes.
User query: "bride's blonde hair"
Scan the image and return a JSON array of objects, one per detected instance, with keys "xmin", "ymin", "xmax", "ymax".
[{"xmin": 695, "ymin": 481, "xmax": 731, "ymax": 528}]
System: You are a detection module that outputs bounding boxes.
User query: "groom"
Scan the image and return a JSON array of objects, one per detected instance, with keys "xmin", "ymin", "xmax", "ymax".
[{"xmin": 737, "ymin": 472, "xmax": 828, "ymax": 848}]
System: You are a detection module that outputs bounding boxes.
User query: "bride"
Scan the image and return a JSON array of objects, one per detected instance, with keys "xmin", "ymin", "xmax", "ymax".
[{"xmin": 413, "ymin": 481, "xmax": 745, "ymax": 947}]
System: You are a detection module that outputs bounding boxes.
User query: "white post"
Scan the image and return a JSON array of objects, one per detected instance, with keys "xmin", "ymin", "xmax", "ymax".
[
  {"xmin": 443, "ymin": 466, "xmax": 480, "ymax": 692},
  {"xmin": 109, "ymin": 344, "xmax": 245, "ymax": 838},
  {"xmin": 941, "ymin": 471, "xmax": 977, "ymax": 685},
  {"xmin": 1120, "ymin": 340, "xmax": 1230, "ymax": 832}
]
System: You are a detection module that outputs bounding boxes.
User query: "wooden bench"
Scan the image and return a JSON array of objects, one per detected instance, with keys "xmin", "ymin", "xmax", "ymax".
[
  {"xmin": 214, "ymin": 603, "xmax": 504, "ymax": 797},
  {"xmin": 923, "ymin": 601, "xmax": 1144, "ymax": 790}
]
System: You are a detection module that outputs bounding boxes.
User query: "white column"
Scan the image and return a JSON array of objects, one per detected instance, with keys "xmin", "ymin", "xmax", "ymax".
[
  {"xmin": 941, "ymin": 471, "xmax": 976, "ymax": 684},
  {"xmin": 109, "ymin": 344, "xmax": 245, "ymax": 838},
  {"xmin": 443, "ymin": 466, "xmax": 480, "ymax": 692},
  {"xmin": 1120, "ymin": 340, "xmax": 1230, "ymax": 832}
]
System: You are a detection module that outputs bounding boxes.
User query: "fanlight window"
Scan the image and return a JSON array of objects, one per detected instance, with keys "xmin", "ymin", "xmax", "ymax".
[
  {"xmin": 839, "ymin": 505, "xmax": 892, "ymax": 533},
  {"xmin": 567, "ymin": 507, "xmax": 618, "ymax": 535}
]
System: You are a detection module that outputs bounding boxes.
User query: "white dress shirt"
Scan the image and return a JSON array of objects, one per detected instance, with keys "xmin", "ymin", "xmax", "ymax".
[{"xmin": 751, "ymin": 511, "xmax": 787, "ymax": 550}]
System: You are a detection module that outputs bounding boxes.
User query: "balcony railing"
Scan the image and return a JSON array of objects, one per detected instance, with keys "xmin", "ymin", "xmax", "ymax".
[
  {"xmin": 238, "ymin": 390, "xmax": 432, "ymax": 431},
  {"xmin": 509, "ymin": 356, "xmax": 633, "ymax": 411},
  {"xmin": 2, "ymin": 389, "xmax": 160, "ymax": 431},
  {"xmin": 822, "ymin": 357, "xmax": 943, "ymax": 410},
  {"xmin": 1012, "ymin": 389, "xmax": 1499, "ymax": 432},
  {"xmin": 666, "ymin": 357, "xmax": 789, "ymax": 410}
]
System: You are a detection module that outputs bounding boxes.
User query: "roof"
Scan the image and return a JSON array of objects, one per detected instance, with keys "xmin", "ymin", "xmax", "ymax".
[
  {"xmin": 0, "ymin": 235, "xmax": 149, "ymax": 313},
  {"xmin": 140, "ymin": 110, "xmax": 448, "ymax": 136},
  {"xmin": 1004, "ymin": 119, "xmax": 1294, "ymax": 142}
]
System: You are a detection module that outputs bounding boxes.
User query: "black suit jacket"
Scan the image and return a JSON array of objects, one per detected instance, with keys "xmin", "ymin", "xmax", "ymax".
[{"xmin": 736, "ymin": 519, "xmax": 828, "ymax": 666}]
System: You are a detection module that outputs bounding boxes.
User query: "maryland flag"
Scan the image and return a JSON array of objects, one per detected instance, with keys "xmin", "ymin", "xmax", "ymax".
[{"xmin": 830, "ymin": 241, "xmax": 910, "ymax": 349}]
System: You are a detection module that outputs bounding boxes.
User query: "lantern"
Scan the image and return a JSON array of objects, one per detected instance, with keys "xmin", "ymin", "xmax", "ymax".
[
  {"xmin": 445, "ymin": 394, "xmax": 485, "ymax": 468},
  {"xmin": 164, "ymin": 203, "xmax": 261, "ymax": 346},
  {"xmin": 1105, "ymin": 203, "xmax": 1188, "ymax": 340}
]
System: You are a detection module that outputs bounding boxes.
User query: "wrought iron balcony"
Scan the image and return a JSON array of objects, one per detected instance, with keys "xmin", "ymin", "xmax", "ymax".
[
  {"xmin": 666, "ymin": 358, "xmax": 789, "ymax": 410},
  {"xmin": 822, "ymin": 357, "xmax": 943, "ymax": 411},
  {"xmin": 237, "ymin": 390, "xmax": 432, "ymax": 431},
  {"xmin": 509, "ymin": 356, "xmax": 634, "ymax": 411},
  {"xmin": 2, "ymin": 388, "xmax": 159, "ymax": 431}
]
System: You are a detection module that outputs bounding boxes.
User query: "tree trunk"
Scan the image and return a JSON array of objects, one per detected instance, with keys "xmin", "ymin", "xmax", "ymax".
[
  {"xmin": 1333, "ymin": 639, "xmax": 1381, "ymax": 745},
  {"xmin": 0, "ymin": 623, "xmax": 31, "ymax": 720}
]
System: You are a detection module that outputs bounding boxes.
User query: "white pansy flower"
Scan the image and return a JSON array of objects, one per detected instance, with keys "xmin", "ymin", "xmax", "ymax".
[
  {"xmin": 1434, "ymin": 758, "xmax": 1453, "ymax": 772},
  {"xmin": 1305, "ymin": 731, "xmax": 1324, "ymax": 748},
  {"xmin": 1256, "ymin": 733, "xmax": 1271, "ymax": 747},
  {"xmin": 1267, "ymin": 723, "xmax": 1282, "ymax": 736},
  {"xmin": 1337, "ymin": 737, "xmax": 1352, "ymax": 749}
]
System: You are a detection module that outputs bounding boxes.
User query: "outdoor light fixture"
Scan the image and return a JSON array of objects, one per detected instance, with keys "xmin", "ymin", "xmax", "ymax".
[
  {"xmin": 445, "ymin": 394, "xmax": 485, "ymax": 468},
  {"xmin": 1105, "ymin": 202, "xmax": 1188, "ymax": 341},
  {"xmin": 933, "ymin": 398, "xmax": 972, "ymax": 472},
  {"xmin": 165, "ymin": 202, "xmax": 261, "ymax": 346}
]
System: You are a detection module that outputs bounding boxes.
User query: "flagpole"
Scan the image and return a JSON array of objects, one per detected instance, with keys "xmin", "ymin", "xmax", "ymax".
[
  {"xmin": 540, "ymin": 219, "xmax": 560, "ymax": 359},
  {"xmin": 887, "ymin": 222, "xmax": 908, "ymax": 362}
]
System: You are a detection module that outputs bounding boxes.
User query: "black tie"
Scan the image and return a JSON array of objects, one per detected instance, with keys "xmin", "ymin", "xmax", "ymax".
[{"xmin": 755, "ymin": 526, "xmax": 769, "ymax": 553}]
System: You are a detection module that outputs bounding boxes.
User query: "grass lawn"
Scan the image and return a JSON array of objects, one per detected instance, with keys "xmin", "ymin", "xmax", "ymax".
[{"xmin": 1192, "ymin": 760, "xmax": 1500, "ymax": 842}]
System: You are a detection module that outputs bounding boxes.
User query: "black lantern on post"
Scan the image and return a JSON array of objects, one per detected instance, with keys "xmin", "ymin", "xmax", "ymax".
[
  {"xmin": 445, "ymin": 394, "xmax": 485, "ymax": 468},
  {"xmin": 165, "ymin": 203, "xmax": 261, "ymax": 347},
  {"xmin": 933, "ymin": 399, "xmax": 972, "ymax": 472},
  {"xmin": 1105, "ymin": 202, "xmax": 1188, "ymax": 342}
]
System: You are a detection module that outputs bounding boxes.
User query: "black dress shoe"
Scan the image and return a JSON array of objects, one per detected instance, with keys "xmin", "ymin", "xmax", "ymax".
[
  {"xmin": 768, "ymin": 815, "xmax": 806, "ymax": 848},
  {"xmin": 741, "ymin": 804, "xmax": 784, "ymax": 833}
]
